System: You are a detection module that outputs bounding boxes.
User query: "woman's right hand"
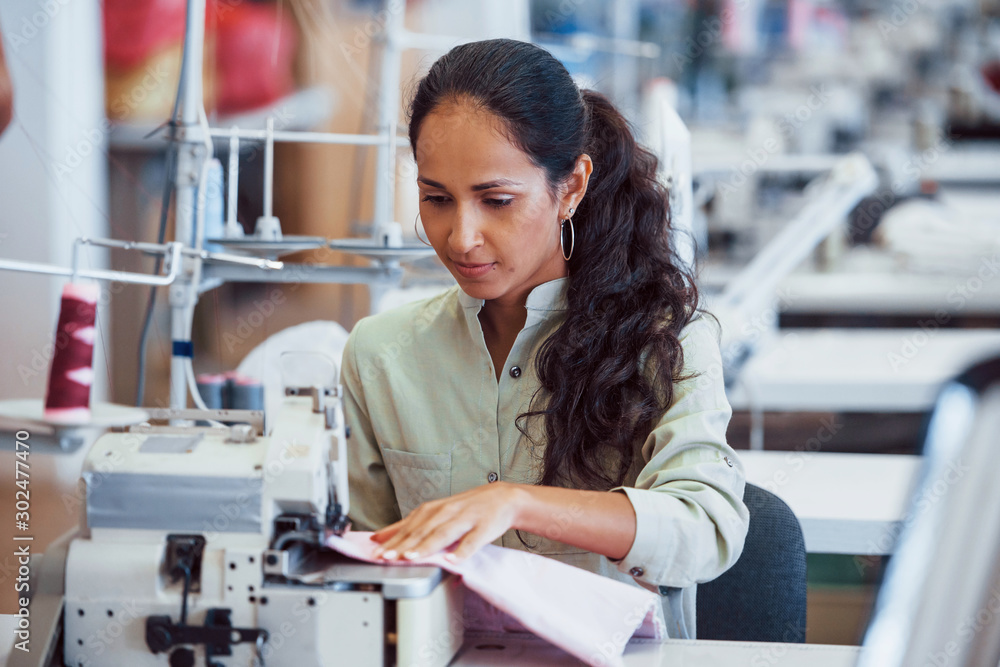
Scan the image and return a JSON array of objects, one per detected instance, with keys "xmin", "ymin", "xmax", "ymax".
[{"xmin": 370, "ymin": 481, "xmax": 526, "ymax": 563}]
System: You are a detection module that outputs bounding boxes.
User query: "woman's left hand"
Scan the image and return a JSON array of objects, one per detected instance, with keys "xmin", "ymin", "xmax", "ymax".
[{"xmin": 370, "ymin": 481, "xmax": 525, "ymax": 563}]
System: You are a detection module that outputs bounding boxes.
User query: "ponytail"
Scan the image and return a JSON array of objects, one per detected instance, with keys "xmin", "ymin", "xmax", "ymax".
[
  {"xmin": 528, "ymin": 89, "xmax": 697, "ymax": 489},
  {"xmin": 408, "ymin": 40, "xmax": 700, "ymax": 490}
]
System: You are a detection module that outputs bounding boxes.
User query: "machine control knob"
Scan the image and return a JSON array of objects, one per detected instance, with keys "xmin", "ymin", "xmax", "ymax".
[
  {"xmin": 146, "ymin": 616, "xmax": 174, "ymax": 653},
  {"xmin": 169, "ymin": 648, "xmax": 195, "ymax": 667}
]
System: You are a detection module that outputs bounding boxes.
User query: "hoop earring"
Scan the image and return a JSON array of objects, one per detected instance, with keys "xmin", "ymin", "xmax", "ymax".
[
  {"xmin": 414, "ymin": 212, "xmax": 432, "ymax": 247},
  {"xmin": 560, "ymin": 217, "xmax": 575, "ymax": 261}
]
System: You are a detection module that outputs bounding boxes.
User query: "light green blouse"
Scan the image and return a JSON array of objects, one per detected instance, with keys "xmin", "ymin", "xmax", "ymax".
[{"xmin": 341, "ymin": 277, "xmax": 749, "ymax": 638}]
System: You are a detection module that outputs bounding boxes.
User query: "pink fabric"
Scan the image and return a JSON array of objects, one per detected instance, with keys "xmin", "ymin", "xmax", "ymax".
[{"xmin": 327, "ymin": 532, "xmax": 665, "ymax": 667}]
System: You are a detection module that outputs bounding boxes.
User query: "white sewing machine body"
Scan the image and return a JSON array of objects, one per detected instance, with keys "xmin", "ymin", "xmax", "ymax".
[{"xmin": 17, "ymin": 387, "xmax": 463, "ymax": 667}]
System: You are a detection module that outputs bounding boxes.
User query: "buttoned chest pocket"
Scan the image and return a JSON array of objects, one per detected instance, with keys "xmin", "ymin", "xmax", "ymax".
[
  {"xmin": 516, "ymin": 532, "xmax": 588, "ymax": 558},
  {"xmin": 380, "ymin": 447, "xmax": 452, "ymax": 518}
]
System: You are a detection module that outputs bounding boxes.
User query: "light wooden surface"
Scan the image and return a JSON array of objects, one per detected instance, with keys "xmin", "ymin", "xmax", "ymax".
[
  {"xmin": 454, "ymin": 632, "xmax": 861, "ymax": 666},
  {"xmin": 741, "ymin": 450, "xmax": 921, "ymax": 555},
  {"xmin": 0, "ymin": 618, "xmax": 862, "ymax": 667},
  {"xmin": 727, "ymin": 329, "xmax": 1000, "ymax": 412},
  {"xmin": 780, "ymin": 271, "xmax": 1000, "ymax": 316}
]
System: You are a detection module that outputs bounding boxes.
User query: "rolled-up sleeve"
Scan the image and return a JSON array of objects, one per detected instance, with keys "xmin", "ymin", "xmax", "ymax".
[
  {"xmin": 341, "ymin": 319, "xmax": 403, "ymax": 531},
  {"xmin": 609, "ymin": 316, "xmax": 749, "ymax": 589}
]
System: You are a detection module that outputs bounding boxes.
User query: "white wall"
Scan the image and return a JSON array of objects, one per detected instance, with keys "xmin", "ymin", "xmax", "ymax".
[{"xmin": 0, "ymin": 0, "xmax": 108, "ymax": 402}]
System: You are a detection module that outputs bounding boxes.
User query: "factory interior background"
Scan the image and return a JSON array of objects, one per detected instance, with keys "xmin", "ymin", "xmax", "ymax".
[{"xmin": 0, "ymin": 0, "xmax": 998, "ymax": 654}]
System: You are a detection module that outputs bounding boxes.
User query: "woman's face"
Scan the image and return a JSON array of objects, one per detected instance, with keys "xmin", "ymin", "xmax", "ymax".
[{"xmin": 414, "ymin": 99, "xmax": 589, "ymax": 306}]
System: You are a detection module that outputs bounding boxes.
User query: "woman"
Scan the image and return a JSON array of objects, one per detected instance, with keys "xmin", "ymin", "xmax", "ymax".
[{"xmin": 341, "ymin": 38, "xmax": 748, "ymax": 637}]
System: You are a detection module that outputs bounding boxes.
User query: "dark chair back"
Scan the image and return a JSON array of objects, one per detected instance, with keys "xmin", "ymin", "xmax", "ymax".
[{"xmin": 696, "ymin": 482, "xmax": 808, "ymax": 642}]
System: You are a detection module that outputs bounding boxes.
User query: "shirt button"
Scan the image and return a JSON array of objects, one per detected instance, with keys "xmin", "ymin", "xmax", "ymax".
[
  {"xmin": 629, "ymin": 567, "xmax": 645, "ymax": 577},
  {"xmin": 724, "ymin": 456, "xmax": 734, "ymax": 468},
  {"xmin": 509, "ymin": 366, "xmax": 522, "ymax": 378},
  {"xmin": 487, "ymin": 472, "xmax": 499, "ymax": 483}
]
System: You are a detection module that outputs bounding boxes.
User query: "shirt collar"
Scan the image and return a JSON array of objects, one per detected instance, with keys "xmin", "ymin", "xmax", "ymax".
[{"xmin": 457, "ymin": 277, "xmax": 569, "ymax": 313}]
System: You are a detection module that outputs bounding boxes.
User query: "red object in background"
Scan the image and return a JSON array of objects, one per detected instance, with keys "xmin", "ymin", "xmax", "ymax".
[
  {"xmin": 104, "ymin": 0, "xmax": 297, "ymax": 116},
  {"xmin": 215, "ymin": 3, "xmax": 297, "ymax": 114},
  {"xmin": 983, "ymin": 61, "xmax": 1000, "ymax": 95},
  {"xmin": 104, "ymin": 0, "xmax": 190, "ymax": 70}
]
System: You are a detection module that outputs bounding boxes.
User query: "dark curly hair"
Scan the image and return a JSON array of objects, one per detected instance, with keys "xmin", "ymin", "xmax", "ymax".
[{"xmin": 407, "ymin": 39, "xmax": 699, "ymax": 490}]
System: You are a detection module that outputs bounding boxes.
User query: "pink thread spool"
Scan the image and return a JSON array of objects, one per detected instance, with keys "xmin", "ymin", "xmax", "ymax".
[{"xmin": 44, "ymin": 283, "xmax": 99, "ymax": 424}]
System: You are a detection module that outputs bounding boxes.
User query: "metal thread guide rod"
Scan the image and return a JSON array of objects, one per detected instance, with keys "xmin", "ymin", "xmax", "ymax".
[
  {"xmin": 170, "ymin": 0, "xmax": 209, "ymax": 412},
  {"xmin": 225, "ymin": 127, "xmax": 244, "ymax": 239},
  {"xmin": 255, "ymin": 116, "xmax": 282, "ymax": 240}
]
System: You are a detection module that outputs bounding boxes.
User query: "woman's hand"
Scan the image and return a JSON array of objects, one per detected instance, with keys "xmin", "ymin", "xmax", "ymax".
[{"xmin": 370, "ymin": 481, "xmax": 525, "ymax": 563}]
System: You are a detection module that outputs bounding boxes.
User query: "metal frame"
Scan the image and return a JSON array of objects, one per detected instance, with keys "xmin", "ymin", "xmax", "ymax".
[{"xmin": 0, "ymin": 0, "xmax": 435, "ymax": 412}]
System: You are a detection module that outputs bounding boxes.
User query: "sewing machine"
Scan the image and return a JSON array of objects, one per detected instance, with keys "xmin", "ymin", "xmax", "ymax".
[{"xmin": 12, "ymin": 379, "xmax": 463, "ymax": 667}]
